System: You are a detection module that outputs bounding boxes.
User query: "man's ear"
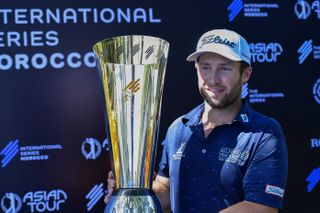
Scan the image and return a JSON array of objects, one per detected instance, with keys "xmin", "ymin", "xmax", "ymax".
[{"xmin": 242, "ymin": 66, "xmax": 252, "ymax": 83}]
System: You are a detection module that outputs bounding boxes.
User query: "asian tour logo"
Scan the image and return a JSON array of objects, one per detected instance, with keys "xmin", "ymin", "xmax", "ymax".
[
  {"xmin": 307, "ymin": 167, "xmax": 320, "ymax": 192},
  {"xmin": 294, "ymin": 0, "xmax": 320, "ymax": 20},
  {"xmin": 1, "ymin": 193, "xmax": 22, "ymax": 213},
  {"xmin": 228, "ymin": 0, "xmax": 279, "ymax": 22},
  {"xmin": 81, "ymin": 138, "xmax": 109, "ymax": 160},
  {"xmin": 85, "ymin": 183, "xmax": 105, "ymax": 211},
  {"xmin": 0, "ymin": 139, "xmax": 19, "ymax": 168},
  {"xmin": 313, "ymin": 78, "xmax": 320, "ymax": 104},
  {"xmin": 23, "ymin": 190, "xmax": 67, "ymax": 212},
  {"xmin": 249, "ymin": 42, "xmax": 283, "ymax": 63},
  {"xmin": 1, "ymin": 189, "xmax": 67, "ymax": 212}
]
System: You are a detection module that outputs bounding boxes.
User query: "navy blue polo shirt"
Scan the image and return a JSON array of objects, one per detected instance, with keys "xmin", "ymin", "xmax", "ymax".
[{"xmin": 158, "ymin": 100, "xmax": 288, "ymax": 213}]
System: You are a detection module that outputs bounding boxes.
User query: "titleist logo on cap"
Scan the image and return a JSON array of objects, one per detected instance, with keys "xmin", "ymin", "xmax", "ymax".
[{"xmin": 199, "ymin": 35, "xmax": 236, "ymax": 48}]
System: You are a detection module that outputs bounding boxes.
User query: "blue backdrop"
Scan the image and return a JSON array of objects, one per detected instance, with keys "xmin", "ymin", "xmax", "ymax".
[{"xmin": 1, "ymin": 0, "xmax": 320, "ymax": 212}]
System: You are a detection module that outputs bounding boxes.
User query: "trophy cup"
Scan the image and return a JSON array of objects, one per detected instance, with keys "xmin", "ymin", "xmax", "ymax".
[{"xmin": 93, "ymin": 35, "xmax": 169, "ymax": 213}]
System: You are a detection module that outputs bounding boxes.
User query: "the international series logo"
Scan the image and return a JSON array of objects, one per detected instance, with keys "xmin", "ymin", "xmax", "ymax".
[
  {"xmin": 298, "ymin": 40, "xmax": 320, "ymax": 63},
  {"xmin": 124, "ymin": 79, "xmax": 140, "ymax": 101},
  {"xmin": 294, "ymin": 0, "xmax": 320, "ymax": 20},
  {"xmin": 228, "ymin": 0, "xmax": 244, "ymax": 22},
  {"xmin": 228, "ymin": 0, "xmax": 279, "ymax": 22},
  {"xmin": 0, "ymin": 139, "xmax": 63, "ymax": 169},
  {"xmin": 242, "ymin": 83, "xmax": 285, "ymax": 103},
  {"xmin": 242, "ymin": 82, "xmax": 249, "ymax": 98},
  {"xmin": 307, "ymin": 167, "xmax": 320, "ymax": 192},
  {"xmin": 0, "ymin": 139, "xmax": 19, "ymax": 168},
  {"xmin": 313, "ymin": 78, "xmax": 320, "ymax": 104},
  {"xmin": 298, "ymin": 39, "xmax": 313, "ymax": 64},
  {"xmin": 85, "ymin": 183, "xmax": 105, "ymax": 211},
  {"xmin": 1, "ymin": 190, "xmax": 67, "ymax": 212}
]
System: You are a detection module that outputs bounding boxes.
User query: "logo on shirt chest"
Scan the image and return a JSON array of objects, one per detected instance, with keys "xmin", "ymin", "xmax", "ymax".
[
  {"xmin": 173, "ymin": 143, "xmax": 186, "ymax": 160},
  {"xmin": 218, "ymin": 147, "xmax": 249, "ymax": 166}
]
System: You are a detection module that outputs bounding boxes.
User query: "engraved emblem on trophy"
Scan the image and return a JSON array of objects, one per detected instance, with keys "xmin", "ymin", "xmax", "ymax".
[{"xmin": 93, "ymin": 35, "xmax": 169, "ymax": 212}]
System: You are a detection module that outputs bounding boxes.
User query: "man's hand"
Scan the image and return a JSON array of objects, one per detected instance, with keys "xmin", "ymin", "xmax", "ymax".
[
  {"xmin": 153, "ymin": 175, "xmax": 171, "ymax": 213},
  {"xmin": 104, "ymin": 171, "xmax": 171, "ymax": 213},
  {"xmin": 104, "ymin": 170, "xmax": 116, "ymax": 204}
]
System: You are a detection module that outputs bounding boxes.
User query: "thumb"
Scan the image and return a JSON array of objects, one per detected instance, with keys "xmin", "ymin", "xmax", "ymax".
[{"xmin": 108, "ymin": 170, "xmax": 114, "ymax": 179}]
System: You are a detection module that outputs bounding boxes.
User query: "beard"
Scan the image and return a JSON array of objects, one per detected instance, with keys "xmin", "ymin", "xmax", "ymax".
[{"xmin": 199, "ymin": 77, "xmax": 242, "ymax": 109}]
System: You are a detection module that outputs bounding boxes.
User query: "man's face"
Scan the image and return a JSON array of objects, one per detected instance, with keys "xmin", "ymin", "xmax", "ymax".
[{"xmin": 195, "ymin": 52, "xmax": 251, "ymax": 109}]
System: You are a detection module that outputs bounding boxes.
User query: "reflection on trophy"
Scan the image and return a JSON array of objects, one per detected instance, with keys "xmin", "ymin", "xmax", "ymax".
[{"xmin": 93, "ymin": 35, "xmax": 169, "ymax": 212}]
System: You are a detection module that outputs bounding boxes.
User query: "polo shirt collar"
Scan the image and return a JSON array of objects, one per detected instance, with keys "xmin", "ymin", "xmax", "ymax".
[
  {"xmin": 182, "ymin": 99, "xmax": 254, "ymax": 128},
  {"xmin": 182, "ymin": 103, "xmax": 204, "ymax": 127},
  {"xmin": 232, "ymin": 99, "xmax": 253, "ymax": 128}
]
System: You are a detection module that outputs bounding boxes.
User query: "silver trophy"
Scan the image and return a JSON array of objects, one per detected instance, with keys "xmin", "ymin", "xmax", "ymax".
[{"xmin": 93, "ymin": 35, "xmax": 169, "ymax": 213}]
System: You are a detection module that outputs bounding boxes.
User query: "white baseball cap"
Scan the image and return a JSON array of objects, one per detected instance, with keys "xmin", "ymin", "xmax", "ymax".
[{"xmin": 186, "ymin": 29, "xmax": 251, "ymax": 65}]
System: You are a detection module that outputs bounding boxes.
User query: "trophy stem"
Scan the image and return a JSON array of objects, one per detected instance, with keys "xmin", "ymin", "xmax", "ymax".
[{"xmin": 105, "ymin": 189, "xmax": 163, "ymax": 213}]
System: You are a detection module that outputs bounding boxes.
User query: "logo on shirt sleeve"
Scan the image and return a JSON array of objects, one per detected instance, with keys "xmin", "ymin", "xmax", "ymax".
[
  {"xmin": 173, "ymin": 143, "xmax": 186, "ymax": 160},
  {"xmin": 265, "ymin": 184, "xmax": 284, "ymax": 198}
]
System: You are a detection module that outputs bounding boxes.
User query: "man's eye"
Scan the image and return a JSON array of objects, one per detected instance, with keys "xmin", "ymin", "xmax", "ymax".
[
  {"xmin": 220, "ymin": 67, "xmax": 231, "ymax": 71},
  {"xmin": 202, "ymin": 67, "xmax": 210, "ymax": 71}
]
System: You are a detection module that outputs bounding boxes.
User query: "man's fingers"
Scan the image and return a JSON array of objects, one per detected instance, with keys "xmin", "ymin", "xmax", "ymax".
[
  {"xmin": 105, "ymin": 170, "xmax": 116, "ymax": 204},
  {"xmin": 107, "ymin": 170, "xmax": 116, "ymax": 186},
  {"xmin": 108, "ymin": 178, "xmax": 116, "ymax": 187},
  {"xmin": 108, "ymin": 170, "xmax": 114, "ymax": 179},
  {"xmin": 108, "ymin": 184, "xmax": 114, "ymax": 193},
  {"xmin": 104, "ymin": 194, "xmax": 111, "ymax": 204}
]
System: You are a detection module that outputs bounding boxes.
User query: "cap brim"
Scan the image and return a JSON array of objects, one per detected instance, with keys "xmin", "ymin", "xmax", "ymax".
[{"xmin": 186, "ymin": 50, "xmax": 242, "ymax": 62}]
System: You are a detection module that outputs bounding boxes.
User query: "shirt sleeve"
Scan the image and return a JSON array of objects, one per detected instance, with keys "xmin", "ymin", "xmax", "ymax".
[
  {"xmin": 157, "ymin": 134, "xmax": 170, "ymax": 178},
  {"xmin": 243, "ymin": 120, "xmax": 288, "ymax": 209}
]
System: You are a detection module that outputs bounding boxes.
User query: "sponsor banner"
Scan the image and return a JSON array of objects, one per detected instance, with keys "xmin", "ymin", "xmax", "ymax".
[
  {"xmin": 0, "ymin": 139, "xmax": 63, "ymax": 168},
  {"xmin": 313, "ymin": 78, "xmax": 320, "ymax": 104},
  {"xmin": 307, "ymin": 167, "xmax": 320, "ymax": 192},
  {"xmin": 81, "ymin": 138, "xmax": 109, "ymax": 160},
  {"xmin": 85, "ymin": 183, "xmax": 105, "ymax": 211},
  {"xmin": 1, "ymin": 189, "xmax": 67, "ymax": 213},
  {"xmin": 0, "ymin": 7, "xmax": 162, "ymax": 71},
  {"xmin": 228, "ymin": 0, "xmax": 279, "ymax": 22},
  {"xmin": 311, "ymin": 138, "xmax": 320, "ymax": 148},
  {"xmin": 249, "ymin": 42, "xmax": 283, "ymax": 63},
  {"xmin": 294, "ymin": 0, "xmax": 320, "ymax": 20},
  {"xmin": 242, "ymin": 83, "xmax": 285, "ymax": 103},
  {"xmin": 298, "ymin": 40, "xmax": 320, "ymax": 64}
]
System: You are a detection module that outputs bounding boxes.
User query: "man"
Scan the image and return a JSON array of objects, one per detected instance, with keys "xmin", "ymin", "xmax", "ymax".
[{"xmin": 105, "ymin": 29, "xmax": 288, "ymax": 213}]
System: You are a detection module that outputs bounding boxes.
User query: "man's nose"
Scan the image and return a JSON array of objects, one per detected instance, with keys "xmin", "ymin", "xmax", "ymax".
[{"xmin": 205, "ymin": 71, "xmax": 221, "ymax": 84}]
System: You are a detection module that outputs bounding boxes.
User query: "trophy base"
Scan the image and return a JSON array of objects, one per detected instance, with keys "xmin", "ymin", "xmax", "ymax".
[{"xmin": 104, "ymin": 189, "xmax": 163, "ymax": 213}]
